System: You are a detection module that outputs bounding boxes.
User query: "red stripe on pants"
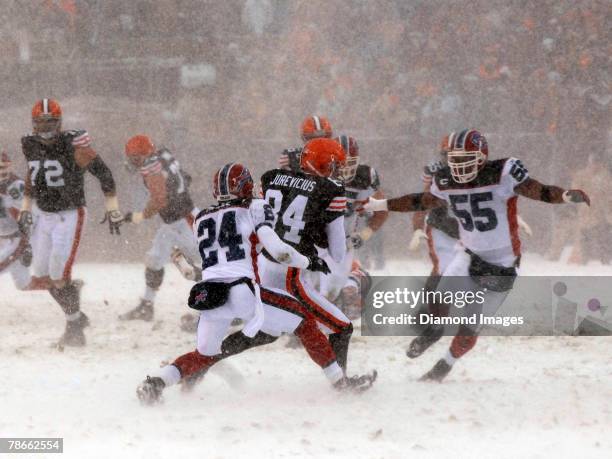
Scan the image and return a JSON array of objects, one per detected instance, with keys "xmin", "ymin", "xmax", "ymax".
[
  {"xmin": 285, "ymin": 267, "xmax": 348, "ymax": 333},
  {"xmin": 62, "ymin": 207, "xmax": 85, "ymax": 280}
]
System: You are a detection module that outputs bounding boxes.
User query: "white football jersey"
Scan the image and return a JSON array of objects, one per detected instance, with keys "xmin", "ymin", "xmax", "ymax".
[
  {"xmin": 430, "ymin": 157, "xmax": 529, "ymax": 264},
  {"xmin": 344, "ymin": 165, "xmax": 380, "ymax": 235},
  {"xmin": 0, "ymin": 178, "xmax": 24, "ymax": 237},
  {"xmin": 195, "ymin": 199, "xmax": 275, "ymax": 282}
]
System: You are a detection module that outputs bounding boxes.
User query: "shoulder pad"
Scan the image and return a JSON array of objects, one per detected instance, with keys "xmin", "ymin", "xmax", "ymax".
[
  {"xmin": 67, "ymin": 129, "xmax": 91, "ymax": 147},
  {"xmin": 502, "ymin": 157, "xmax": 529, "ymax": 184},
  {"xmin": 425, "ymin": 160, "xmax": 445, "ymax": 176},
  {"xmin": 158, "ymin": 148, "xmax": 174, "ymax": 162}
]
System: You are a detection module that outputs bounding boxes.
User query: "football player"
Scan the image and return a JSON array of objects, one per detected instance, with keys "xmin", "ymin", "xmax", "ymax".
[
  {"xmin": 278, "ymin": 115, "xmax": 333, "ymax": 171},
  {"xmin": 260, "ymin": 138, "xmax": 356, "ymax": 370},
  {"xmin": 365, "ymin": 128, "xmax": 590, "ymax": 381},
  {"xmin": 136, "ymin": 163, "xmax": 374, "ymax": 404},
  {"xmin": 319, "ymin": 134, "xmax": 388, "ymax": 302},
  {"xmin": 118, "ymin": 135, "xmax": 200, "ymax": 321},
  {"xmin": 19, "ymin": 99, "xmax": 123, "ymax": 347},
  {"xmin": 0, "ymin": 152, "xmax": 32, "ymax": 289}
]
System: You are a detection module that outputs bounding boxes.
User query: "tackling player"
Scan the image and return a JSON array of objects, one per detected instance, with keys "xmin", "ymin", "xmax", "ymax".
[
  {"xmin": 0, "ymin": 152, "xmax": 32, "ymax": 290},
  {"xmin": 365, "ymin": 128, "xmax": 590, "ymax": 381},
  {"xmin": 19, "ymin": 98, "xmax": 123, "ymax": 347},
  {"xmin": 137, "ymin": 163, "xmax": 374, "ymax": 404},
  {"xmin": 118, "ymin": 135, "xmax": 200, "ymax": 321}
]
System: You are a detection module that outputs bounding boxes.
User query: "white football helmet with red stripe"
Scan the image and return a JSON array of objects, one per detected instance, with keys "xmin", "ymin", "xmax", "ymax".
[
  {"xmin": 212, "ymin": 163, "xmax": 254, "ymax": 202},
  {"xmin": 447, "ymin": 129, "xmax": 489, "ymax": 183},
  {"xmin": 335, "ymin": 134, "xmax": 359, "ymax": 182}
]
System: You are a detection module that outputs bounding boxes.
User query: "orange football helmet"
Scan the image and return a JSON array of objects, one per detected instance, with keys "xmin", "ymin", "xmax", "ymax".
[
  {"xmin": 300, "ymin": 138, "xmax": 346, "ymax": 178},
  {"xmin": 125, "ymin": 135, "xmax": 156, "ymax": 167},
  {"xmin": 300, "ymin": 115, "xmax": 333, "ymax": 142},
  {"xmin": 31, "ymin": 98, "xmax": 62, "ymax": 139}
]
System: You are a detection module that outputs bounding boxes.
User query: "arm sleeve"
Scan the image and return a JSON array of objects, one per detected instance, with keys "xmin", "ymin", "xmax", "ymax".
[
  {"xmin": 325, "ymin": 215, "xmax": 347, "ymax": 263},
  {"xmin": 502, "ymin": 157, "xmax": 530, "ymax": 197},
  {"xmin": 87, "ymin": 155, "xmax": 116, "ymax": 194},
  {"xmin": 257, "ymin": 225, "xmax": 309, "ymax": 269}
]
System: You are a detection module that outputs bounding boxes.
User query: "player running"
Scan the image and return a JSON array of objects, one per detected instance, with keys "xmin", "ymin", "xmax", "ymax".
[
  {"xmin": 319, "ymin": 134, "xmax": 388, "ymax": 302},
  {"xmin": 0, "ymin": 152, "xmax": 32, "ymax": 290},
  {"xmin": 260, "ymin": 137, "xmax": 357, "ymax": 370},
  {"xmin": 136, "ymin": 163, "xmax": 374, "ymax": 404},
  {"xmin": 118, "ymin": 135, "xmax": 200, "ymax": 321},
  {"xmin": 364, "ymin": 128, "xmax": 590, "ymax": 381},
  {"xmin": 19, "ymin": 98, "xmax": 123, "ymax": 347}
]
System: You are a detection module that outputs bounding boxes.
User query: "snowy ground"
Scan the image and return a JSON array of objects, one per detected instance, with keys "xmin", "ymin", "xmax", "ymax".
[{"xmin": 1, "ymin": 255, "xmax": 611, "ymax": 458}]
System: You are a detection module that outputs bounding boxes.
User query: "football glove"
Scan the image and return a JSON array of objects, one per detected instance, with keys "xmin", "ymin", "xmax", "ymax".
[
  {"xmin": 563, "ymin": 189, "xmax": 590, "ymax": 206},
  {"xmin": 17, "ymin": 211, "xmax": 33, "ymax": 236},
  {"xmin": 100, "ymin": 210, "xmax": 124, "ymax": 235},
  {"xmin": 349, "ymin": 227, "xmax": 374, "ymax": 250},
  {"xmin": 307, "ymin": 255, "xmax": 331, "ymax": 274},
  {"xmin": 408, "ymin": 228, "xmax": 428, "ymax": 251}
]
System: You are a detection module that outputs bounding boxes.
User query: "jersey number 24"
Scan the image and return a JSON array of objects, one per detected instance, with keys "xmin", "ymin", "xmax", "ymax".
[{"xmin": 197, "ymin": 211, "xmax": 245, "ymax": 269}]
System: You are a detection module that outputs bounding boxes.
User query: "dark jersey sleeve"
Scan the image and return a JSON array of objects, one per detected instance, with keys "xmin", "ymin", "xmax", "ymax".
[{"xmin": 320, "ymin": 178, "xmax": 346, "ymax": 224}]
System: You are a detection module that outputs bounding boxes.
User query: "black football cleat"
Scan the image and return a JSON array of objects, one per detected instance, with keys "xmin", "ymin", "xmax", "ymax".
[
  {"xmin": 419, "ymin": 359, "xmax": 452, "ymax": 382},
  {"xmin": 407, "ymin": 326, "xmax": 444, "ymax": 359},
  {"xmin": 119, "ymin": 299, "xmax": 154, "ymax": 322},
  {"xmin": 137, "ymin": 376, "xmax": 165, "ymax": 405},
  {"xmin": 57, "ymin": 312, "xmax": 90, "ymax": 348},
  {"xmin": 334, "ymin": 370, "xmax": 377, "ymax": 393}
]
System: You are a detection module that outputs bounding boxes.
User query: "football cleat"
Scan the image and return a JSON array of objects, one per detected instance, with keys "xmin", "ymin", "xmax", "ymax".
[
  {"xmin": 406, "ymin": 326, "xmax": 444, "ymax": 359},
  {"xmin": 56, "ymin": 312, "xmax": 90, "ymax": 348},
  {"xmin": 136, "ymin": 376, "xmax": 165, "ymax": 405},
  {"xmin": 419, "ymin": 359, "xmax": 452, "ymax": 382},
  {"xmin": 119, "ymin": 299, "xmax": 154, "ymax": 322},
  {"xmin": 333, "ymin": 370, "xmax": 377, "ymax": 393}
]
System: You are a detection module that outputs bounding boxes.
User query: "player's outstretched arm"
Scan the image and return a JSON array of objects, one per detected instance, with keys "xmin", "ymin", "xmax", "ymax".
[
  {"xmin": 364, "ymin": 192, "xmax": 445, "ymax": 213},
  {"xmin": 514, "ymin": 178, "xmax": 590, "ymax": 206},
  {"xmin": 256, "ymin": 225, "xmax": 311, "ymax": 269},
  {"xmin": 124, "ymin": 174, "xmax": 168, "ymax": 224}
]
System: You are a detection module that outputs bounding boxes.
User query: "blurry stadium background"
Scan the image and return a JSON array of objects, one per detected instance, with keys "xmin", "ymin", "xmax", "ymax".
[{"xmin": 0, "ymin": 0, "xmax": 608, "ymax": 263}]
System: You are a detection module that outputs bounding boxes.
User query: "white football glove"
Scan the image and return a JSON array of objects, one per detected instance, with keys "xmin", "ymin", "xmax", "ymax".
[
  {"xmin": 409, "ymin": 229, "xmax": 428, "ymax": 251},
  {"xmin": 517, "ymin": 215, "xmax": 532, "ymax": 237},
  {"xmin": 363, "ymin": 198, "xmax": 388, "ymax": 212}
]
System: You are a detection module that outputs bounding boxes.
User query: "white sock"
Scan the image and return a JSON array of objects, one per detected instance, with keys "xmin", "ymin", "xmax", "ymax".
[
  {"xmin": 158, "ymin": 365, "xmax": 181, "ymax": 387},
  {"xmin": 323, "ymin": 362, "xmax": 344, "ymax": 384},
  {"xmin": 143, "ymin": 286, "xmax": 157, "ymax": 303},
  {"xmin": 443, "ymin": 349, "xmax": 457, "ymax": 366}
]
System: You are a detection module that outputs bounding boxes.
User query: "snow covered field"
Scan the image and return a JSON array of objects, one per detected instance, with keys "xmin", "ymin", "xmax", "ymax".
[{"xmin": 1, "ymin": 255, "xmax": 611, "ymax": 458}]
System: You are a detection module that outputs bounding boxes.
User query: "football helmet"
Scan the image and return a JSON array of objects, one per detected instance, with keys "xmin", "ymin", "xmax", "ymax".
[
  {"xmin": 213, "ymin": 163, "xmax": 254, "ymax": 202},
  {"xmin": 0, "ymin": 152, "xmax": 12, "ymax": 182},
  {"xmin": 447, "ymin": 129, "xmax": 488, "ymax": 183},
  {"xmin": 300, "ymin": 138, "xmax": 346, "ymax": 178},
  {"xmin": 125, "ymin": 135, "xmax": 156, "ymax": 167},
  {"xmin": 31, "ymin": 98, "xmax": 62, "ymax": 139},
  {"xmin": 301, "ymin": 115, "xmax": 333, "ymax": 142},
  {"xmin": 335, "ymin": 134, "xmax": 359, "ymax": 182}
]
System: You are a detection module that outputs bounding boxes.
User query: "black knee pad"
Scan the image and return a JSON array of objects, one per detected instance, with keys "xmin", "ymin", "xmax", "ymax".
[{"xmin": 145, "ymin": 267, "xmax": 164, "ymax": 290}]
